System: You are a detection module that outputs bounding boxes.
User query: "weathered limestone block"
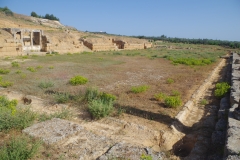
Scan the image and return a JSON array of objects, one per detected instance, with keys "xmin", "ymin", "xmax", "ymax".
[
  {"xmin": 98, "ymin": 142, "xmax": 165, "ymax": 160},
  {"xmin": 23, "ymin": 118, "xmax": 82, "ymax": 144}
]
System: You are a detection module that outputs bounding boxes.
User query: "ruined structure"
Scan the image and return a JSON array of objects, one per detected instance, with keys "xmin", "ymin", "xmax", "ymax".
[
  {"xmin": 0, "ymin": 28, "xmax": 52, "ymax": 56},
  {"xmin": 82, "ymin": 37, "xmax": 152, "ymax": 51}
]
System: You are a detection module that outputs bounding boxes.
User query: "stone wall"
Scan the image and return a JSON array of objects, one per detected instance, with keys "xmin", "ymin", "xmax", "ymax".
[
  {"xmin": 0, "ymin": 38, "xmax": 23, "ymax": 56},
  {"xmin": 224, "ymin": 53, "xmax": 240, "ymax": 159}
]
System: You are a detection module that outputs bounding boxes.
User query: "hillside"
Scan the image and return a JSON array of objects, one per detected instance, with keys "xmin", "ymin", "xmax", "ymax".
[{"xmin": 0, "ymin": 12, "xmax": 152, "ymax": 56}]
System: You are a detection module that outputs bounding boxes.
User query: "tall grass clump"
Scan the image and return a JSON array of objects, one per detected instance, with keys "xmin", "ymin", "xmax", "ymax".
[
  {"xmin": 69, "ymin": 75, "xmax": 88, "ymax": 85},
  {"xmin": 131, "ymin": 85, "xmax": 149, "ymax": 93},
  {"xmin": 0, "ymin": 69, "xmax": 10, "ymax": 74},
  {"xmin": 38, "ymin": 81, "xmax": 54, "ymax": 89},
  {"xmin": 164, "ymin": 96, "xmax": 182, "ymax": 108},
  {"xmin": 0, "ymin": 136, "xmax": 41, "ymax": 160},
  {"xmin": 214, "ymin": 82, "xmax": 230, "ymax": 98},
  {"xmin": 54, "ymin": 92, "xmax": 71, "ymax": 103}
]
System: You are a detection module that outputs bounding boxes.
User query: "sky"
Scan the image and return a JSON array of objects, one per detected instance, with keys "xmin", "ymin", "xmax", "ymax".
[{"xmin": 1, "ymin": 0, "xmax": 240, "ymax": 41}]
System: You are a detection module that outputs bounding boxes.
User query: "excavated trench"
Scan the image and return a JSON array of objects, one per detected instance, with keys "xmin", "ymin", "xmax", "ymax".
[{"xmin": 168, "ymin": 58, "xmax": 230, "ymax": 159}]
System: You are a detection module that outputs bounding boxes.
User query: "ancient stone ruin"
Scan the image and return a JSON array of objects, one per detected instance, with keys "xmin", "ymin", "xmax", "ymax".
[{"xmin": 0, "ymin": 28, "xmax": 51, "ymax": 56}]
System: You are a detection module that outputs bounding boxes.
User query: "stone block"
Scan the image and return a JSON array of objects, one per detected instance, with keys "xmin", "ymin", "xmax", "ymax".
[{"xmin": 23, "ymin": 118, "xmax": 82, "ymax": 144}]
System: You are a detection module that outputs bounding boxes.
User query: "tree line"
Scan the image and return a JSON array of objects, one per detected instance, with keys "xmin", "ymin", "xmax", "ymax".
[
  {"xmin": 31, "ymin": 11, "xmax": 60, "ymax": 21},
  {"xmin": 133, "ymin": 35, "xmax": 240, "ymax": 49}
]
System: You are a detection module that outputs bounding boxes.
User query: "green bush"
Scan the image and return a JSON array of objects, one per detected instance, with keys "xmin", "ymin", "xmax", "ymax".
[
  {"xmin": 0, "ymin": 80, "xmax": 13, "ymax": 88},
  {"xmin": 164, "ymin": 96, "xmax": 182, "ymax": 108},
  {"xmin": 38, "ymin": 81, "xmax": 54, "ymax": 89},
  {"xmin": 99, "ymin": 92, "xmax": 116, "ymax": 104},
  {"xmin": 0, "ymin": 69, "xmax": 10, "ymax": 74},
  {"xmin": 69, "ymin": 75, "xmax": 88, "ymax": 85},
  {"xmin": 0, "ymin": 136, "xmax": 41, "ymax": 160},
  {"xmin": 154, "ymin": 92, "xmax": 167, "ymax": 102},
  {"xmin": 0, "ymin": 107, "xmax": 36, "ymax": 131},
  {"xmin": 214, "ymin": 82, "xmax": 230, "ymax": 98},
  {"xmin": 84, "ymin": 88, "xmax": 99, "ymax": 102},
  {"xmin": 166, "ymin": 78, "xmax": 174, "ymax": 84},
  {"xmin": 0, "ymin": 96, "xmax": 17, "ymax": 115},
  {"xmin": 54, "ymin": 93, "xmax": 71, "ymax": 103},
  {"xmin": 26, "ymin": 67, "xmax": 36, "ymax": 72},
  {"xmin": 11, "ymin": 61, "xmax": 19, "ymax": 67},
  {"xmin": 88, "ymin": 99, "xmax": 113, "ymax": 119},
  {"xmin": 131, "ymin": 85, "xmax": 149, "ymax": 93}
]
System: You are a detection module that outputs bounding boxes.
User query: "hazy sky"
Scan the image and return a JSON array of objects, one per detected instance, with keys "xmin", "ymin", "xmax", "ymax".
[{"xmin": 1, "ymin": 0, "xmax": 240, "ymax": 41}]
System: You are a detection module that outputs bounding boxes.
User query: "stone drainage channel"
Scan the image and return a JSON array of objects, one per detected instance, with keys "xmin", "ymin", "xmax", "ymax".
[
  {"xmin": 165, "ymin": 53, "xmax": 240, "ymax": 160},
  {"xmin": 1, "ymin": 54, "xmax": 239, "ymax": 160}
]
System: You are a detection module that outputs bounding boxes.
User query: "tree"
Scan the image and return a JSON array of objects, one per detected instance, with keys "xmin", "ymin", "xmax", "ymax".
[{"xmin": 31, "ymin": 11, "xmax": 38, "ymax": 18}]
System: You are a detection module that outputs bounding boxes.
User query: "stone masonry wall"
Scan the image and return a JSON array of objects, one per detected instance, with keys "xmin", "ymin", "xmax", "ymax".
[{"xmin": 224, "ymin": 53, "xmax": 240, "ymax": 159}]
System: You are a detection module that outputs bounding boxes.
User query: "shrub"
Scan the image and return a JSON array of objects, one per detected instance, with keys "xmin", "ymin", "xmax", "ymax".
[
  {"xmin": 214, "ymin": 82, "xmax": 230, "ymax": 98},
  {"xmin": 0, "ymin": 136, "xmax": 41, "ymax": 160},
  {"xmin": 54, "ymin": 93, "xmax": 71, "ymax": 103},
  {"xmin": 99, "ymin": 92, "xmax": 116, "ymax": 104},
  {"xmin": 38, "ymin": 81, "xmax": 54, "ymax": 89},
  {"xmin": 11, "ymin": 61, "xmax": 19, "ymax": 67},
  {"xmin": 164, "ymin": 96, "xmax": 182, "ymax": 108},
  {"xmin": 69, "ymin": 75, "xmax": 88, "ymax": 85},
  {"xmin": 0, "ymin": 107, "xmax": 36, "ymax": 131},
  {"xmin": 49, "ymin": 66, "xmax": 54, "ymax": 69},
  {"xmin": 0, "ymin": 69, "xmax": 10, "ymax": 74},
  {"xmin": 0, "ymin": 96, "xmax": 17, "ymax": 115},
  {"xmin": 166, "ymin": 78, "xmax": 174, "ymax": 84},
  {"xmin": 154, "ymin": 92, "xmax": 167, "ymax": 102},
  {"xmin": 84, "ymin": 88, "xmax": 99, "ymax": 102},
  {"xmin": 27, "ymin": 67, "xmax": 36, "ymax": 72},
  {"xmin": 88, "ymin": 99, "xmax": 113, "ymax": 119},
  {"xmin": 0, "ymin": 80, "xmax": 13, "ymax": 88},
  {"xmin": 131, "ymin": 85, "xmax": 149, "ymax": 93}
]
